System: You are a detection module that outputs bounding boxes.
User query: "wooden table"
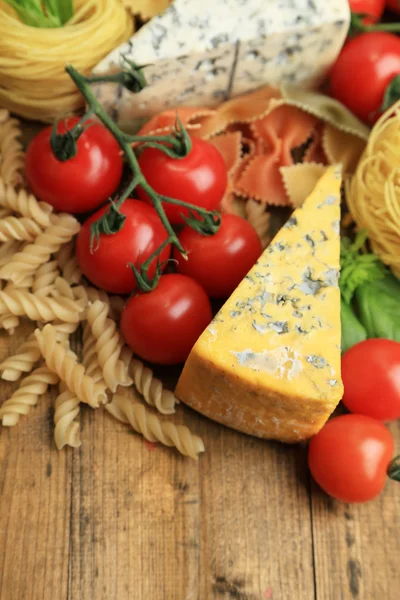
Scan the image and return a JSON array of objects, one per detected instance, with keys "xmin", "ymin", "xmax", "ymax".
[{"xmin": 1, "ymin": 321, "xmax": 399, "ymax": 600}]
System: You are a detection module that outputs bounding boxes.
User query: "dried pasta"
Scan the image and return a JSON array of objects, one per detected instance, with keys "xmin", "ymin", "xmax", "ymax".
[
  {"xmin": 35, "ymin": 324, "xmax": 106, "ymax": 408},
  {"xmin": 0, "ymin": 364, "xmax": 59, "ymax": 426},
  {"xmin": 130, "ymin": 358, "xmax": 177, "ymax": 415},
  {"xmin": 55, "ymin": 241, "xmax": 82, "ymax": 285},
  {"xmin": 82, "ymin": 322, "xmax": 107, "ymax": 394},
  {"xmin": 87, "ymin": 300, "xmax": 132, "ymax": 392},
  {"xmin": 245, "ymin": 200, "xmax": 271, "ymax": 249},
  {"xmin": 0, "ymin": 216, "xmax": 43, "ymax": 242},
  {"xmin": 0, "ymin": 213, "xmax": 80, "ymax": 282},
  {"xmin": 0, "ymin": 333, "xmax": 41, "ymax": 381},
  {"xmin": 32, "ymin": 260, "xmax": 61, "ymax": 296},
  {"xmin": 0, "ymin": 240, "xmax": 20, "ymax": 267},
  {"xmin": 0, "ymin": 290, "xmax": 83, "ymax": 323},
  {"xmin": 0, "ymin": 114, "xmax": 25, "ymax": 187},
  {"xmin": 0, "ymin": 178, "xmax": 52, "ymax": 227},
  {"xmin": 106, "ymin": 392, "xmax": 205, "ymax": 460},
  {"xmin": 54, "ymin": 380, "xmax": 81, "ymax": 450},
  {"xmin": 347, "ymin": 102, "xmax": 400, "ymax": 277}
]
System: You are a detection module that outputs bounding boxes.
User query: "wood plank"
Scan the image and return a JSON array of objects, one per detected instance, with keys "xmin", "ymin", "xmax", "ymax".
[
  {"xmin": 0, "ymin": 326, "xmax": 315, "ymax": 600},
  {"xmin": 311, "ymin": 419, "xmax": 400, "ymax": 600}
]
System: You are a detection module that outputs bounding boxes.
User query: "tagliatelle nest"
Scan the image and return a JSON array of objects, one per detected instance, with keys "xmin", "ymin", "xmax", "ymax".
[{"xmin": 347, "ymin": 102, "xmax": 400, "ymax": 278}]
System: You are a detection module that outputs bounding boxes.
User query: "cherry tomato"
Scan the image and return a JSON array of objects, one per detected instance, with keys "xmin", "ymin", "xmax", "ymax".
[
  {"xmin": 330, "ymin": 32, "xmax": 400, "ymax": 124},
  {"xmin": 76, "ymin": 199, "xmax": 171, "ymax": 294},
  {"xmin": 121, "ymin": 274, "xmax": 212, "ymax": 365},
  {"xmin": 25, "ymin": 117, "xmax": 123, "ymax": 214},
  {"xmin": 349, "ymin": 0, "xmax": 385, "ymax": 23},
  {"xmin": 342, "ymin": 339, "xmax": 400, "ymax": 421},
  {"xmin": 173, "ymin": 214, "xmax": 262, "ymax": 298},
  {"xmin": 308, "ymin": 414, "xmax": 394, "ymax": 503},
  {"xmin": 137, "ymin": 137, "xmax": 227, "ymax": 225},
  {"xmin": 386, "ymin": 0, "xmax": 400, "ymax": 15}
]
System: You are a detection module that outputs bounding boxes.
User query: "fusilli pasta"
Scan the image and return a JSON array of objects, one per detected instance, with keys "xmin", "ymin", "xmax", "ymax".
[
  {"xmin": 32, "ymin": 260, "xmax": 60, "ymax": 296},
  {"xmin": 82, "ymin": 322, "xmax": 107, "ymax": 394},
  {"xmin": 0, "ymin": 213, "xmax": 80, "ymax": 282},
  {"xmin": 0, "ymin": 116, "xmax": 25, "ymax": 187},
  {"xmin": 0, "ymin": 240, "xmax": 20, "ymax": 267},
  {"xmin": 130, "ymin": 358, "xmax": 178, "ymax": 415},
  {"xmin": 0, "ymin": 333, "xmax": 41, "ymax": 381},
  {"xmin": 86, "ymin": 301, "xmax": 132, "ymax": 392},
  {"xmin": 54, "ymin": 240, "xmax": 82, "ymax": 285},
  {"xmin": 54, "ymin": 383, "xmax": 81, "ymax": 450},
  {"xmin": 0, "ymin": 290, "xmax": 83, "ymax": 322},
  {"xmin": 35, "ymin": 324, "xmax": 106, "ymax": 408},
  {"xmin": 0, "ymin": 216, "xmax": 43, "ymax": 242},
  {"xmin": 245, "ymin": 199, "xmax": 271, "ymax": 249},
  {"xmin": 0, "ymin": 178, "xmax": 52, "ymax": 228},
  {"xmin": 0, "ymin": 364, "xmax": 59, "ymax": 426},
  {"xmin": 106, "ymin": 392, "xmax": 205, "ymax": 460}
]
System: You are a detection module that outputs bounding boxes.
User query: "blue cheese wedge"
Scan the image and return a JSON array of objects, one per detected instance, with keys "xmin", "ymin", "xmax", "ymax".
[
  {"xmin": 92, "ymin": 0, "xmax": 350, "ymax": 123},
  {"xmin": 175, "ymin": 166, "xmax": 343, "ymax": 443}
]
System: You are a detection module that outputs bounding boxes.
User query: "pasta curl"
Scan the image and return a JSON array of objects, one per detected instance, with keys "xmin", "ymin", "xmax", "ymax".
[
  {"xmin": 54, "ymin": 382, "xmax": 81, "ymax": 450},
  {"xmin": 0, "ymin": 115, "xmax": 25, "ymax": 187},
  {"xmin": 106, "ymin": 392, "xmax": 205, "ymax": 460},
  {"xmin": 0, "ymin": 178, "xmax": 52, "ymax": 227},
  {"xmin": 82, "ymin": 322, "xmax": 107, "ymax": 394},
  {"xmin": 35, "ymin": 324, "xmax": 106, "ymax": 408},
  {"xmin": 130, "ymin": 358, "xmax": 178, "ymax": 415},
  {"xmin": 0, "ymin": 216, "xmax": 43, "ymax": 242},
  {"xmin": 87, "ymin": 300, "xmax": 132, "ymax": 392},
  {"xmin": 0, "ymin": 364, "xmax": 58, "ymax": 426},
  {"xmin": 0, "ymin": 214, "xmax": 80, "ymax": 282},
  {"xmin": 32, "ymin": 260, "xmax": 61, "ymax": 296},
  {"xmin": 55, "ymin": 241, "xmax": 82, "ymax": 285},
  {"xmin": 0, "ymin": 290, "xmax": 83, "ymax": 322},
  {"xmin": 0, "ymin": 333, "xmax": 41, "ymax": 381}
]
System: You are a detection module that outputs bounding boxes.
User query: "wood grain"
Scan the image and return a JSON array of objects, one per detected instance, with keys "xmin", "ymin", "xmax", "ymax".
[{"xmin": 0, "ymin": 323, "xmax": 400, "ymax": 600}]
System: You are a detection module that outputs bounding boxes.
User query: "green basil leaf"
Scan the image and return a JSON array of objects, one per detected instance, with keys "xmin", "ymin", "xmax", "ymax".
[
  {"xmin": 356, "ymin": 273, "xmax": 400, "ymax": 342},
  {"xmin": 341, "ymin": 301, "xmax": 367, "ymax": 353}
]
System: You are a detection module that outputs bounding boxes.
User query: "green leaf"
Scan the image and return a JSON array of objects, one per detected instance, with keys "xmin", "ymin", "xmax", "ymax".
[
  {"xmin": 340, "ymin": 301, "xmax": 367, "ymax": 354},
  {"xmin": 356, "ymin": 273, "xmax": 400, "ymax": 342},
  {"xmin": 3, "ymin": 0, "xmax": 73, "ymax": 27},
  {"xmin": 339, "ymin": 231, "xmax": 387, "ymax": 304},
  {"xmin": 381, "ymin": 74, "xmax": 400, "ymax": 113}
]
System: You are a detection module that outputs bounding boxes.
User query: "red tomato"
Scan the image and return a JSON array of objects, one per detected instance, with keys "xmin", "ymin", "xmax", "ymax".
[
  {"xmin": 308, "ymin": 414, "xmax": 394, "ymax": 503},
  {"xmin": 386, "ymin": 0, "xmax": 400, "ymax": 14},
  {"xmin": 173, "ymin": 214, "xmax": 262, "ymax": 298},
  {"xmin": 120, "ymin": 274, "xmax": 212, "ymax": 365},
  {"xmin": 25, "ymin": 117, "xmax": 123, "ymax": 214},
  {"xmin": 349, "ymin": 0, "xmax": 385, "ymax": 23},
  {"xmin": 137, "ymin": 137, "xmax": 227, "ymax": 225},
  {"xmin": 330, "ymin": 32, "xmax": 400, "ymax": 124},
  {"xmin": 76, "ymin": 199, "xmax": 171, "ymax": 294},
  {"xmin": 342, "ymin": 339, "xmax": 400, "ymax": 421}
]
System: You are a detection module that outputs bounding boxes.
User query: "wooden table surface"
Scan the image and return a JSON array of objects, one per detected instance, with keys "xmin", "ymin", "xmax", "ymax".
[{"xmin": 1, "ymin": 322, "xmax": 400, "ymax": 600}]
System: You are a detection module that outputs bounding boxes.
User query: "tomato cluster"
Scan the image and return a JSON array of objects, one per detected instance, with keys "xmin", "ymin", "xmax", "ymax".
[{"xmin": 26, "ymin": 123, "xmax": 262, "ymax": 366}]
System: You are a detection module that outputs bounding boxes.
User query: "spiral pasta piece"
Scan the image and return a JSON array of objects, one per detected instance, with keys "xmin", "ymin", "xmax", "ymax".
[
  {"xmin": 245, "ymin": 199, "xmax": 271, "ymax": 249},
  {"xmin": 0, "ymin": 333, "xmax": 41, "ymax": 381},
  {"xmin": 0, "ymin": 364, "xmax": 59, "ymax": 426},
  {"xmin": 86, "ymin": 301, "xmax": 132, "ymax": 392},
  {"xmin": 0, "ymin": 240, "xmax": 20, "ymax": 267},
  {"xmin": 0, "ymin": 213, "xmax": 80, "ymax": 282},
  {"xmin": 54, "ymin": 378, "xmax": 81, "ymax": 449},
  {"xmin": 32, "ymin": 260, "xmax": 60, "ymax": 296},
  {"xmin": 0, "ymin": 178, "xmax": 52, "ymax": 228},
  {"xmin": 106, "ymin": 392, "xmax": 205, "ymax": 460},
  {"xmin": 0, "ymin": 116, "xmax": 25, "ymax": 187},
  {"xmin": 0, "ymin": 216, "xmax": 43, "ymax": 242},
  {"xmin": 82, "ymin": 322, "xmax": 107, "ymax": 395},
  {"xmin": 0, "ymin": 290, "xmax": 83, "ymax": 322},
  {"xmin": 54, "ymin": 241, "xmax": 82, "ymax": 285},
  {"xmin": 0, "ymin": 207, "xmax": 12, "ymax": 218},
  {"xmin": 130, "ymin": 358, "xmax": 177, "ymax": 415},
  {"xmin": 36, "ymin": 324, "xmax": 106, "ymax": 408}
]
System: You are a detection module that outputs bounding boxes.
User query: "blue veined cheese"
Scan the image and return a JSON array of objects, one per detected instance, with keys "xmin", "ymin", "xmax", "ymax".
[
  {"xmin": 175, "ymin": 166, "xmax": 343, "ymax": 443},
  {"xmin": 92, "ymin": 0, "xmax": 350, "ymax": 123}
]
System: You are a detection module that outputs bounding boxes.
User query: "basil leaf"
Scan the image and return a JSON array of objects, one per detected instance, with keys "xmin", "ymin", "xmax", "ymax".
[
  {"xmin": 341, "ymin": 301, "xmax": 367, "ymax": 353},
  {"xmin": 356, "ymin": 273, "xmax": 400, "ymax": 342}
]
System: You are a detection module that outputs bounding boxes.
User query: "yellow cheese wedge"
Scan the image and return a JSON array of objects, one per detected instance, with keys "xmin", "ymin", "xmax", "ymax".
[{"xmin": 175, "ymin": 166, "xmax": 343, "ymax": 443}]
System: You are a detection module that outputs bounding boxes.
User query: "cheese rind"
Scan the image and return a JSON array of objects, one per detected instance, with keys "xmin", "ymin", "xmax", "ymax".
[
  {"xmin": 93, "ymin": 0, "xmax": 350, "ymax": 123},
  {"xmin": 175, "ymin": 166, "xmax": 343, "ymax": 443}
]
